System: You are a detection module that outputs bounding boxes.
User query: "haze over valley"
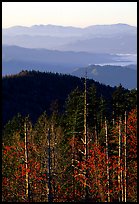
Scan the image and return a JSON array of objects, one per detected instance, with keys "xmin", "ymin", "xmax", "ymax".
[{"xmin": 2, "ymin": 23, "xmax": 137, "ymax": 89}]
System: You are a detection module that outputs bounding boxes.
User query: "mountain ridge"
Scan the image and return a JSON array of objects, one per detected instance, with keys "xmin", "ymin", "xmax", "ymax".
[
  {"xmin": 71, "ymin": 64, "xmax": 137, "ymax": 89},
  {"xmin": 2, "ymin": 23, "xmax": 136, "ymax": 53},
  {"xmin": 2, "ymin": 70, "xmax": 118, "ymax": 126},
  {"xmin": 3, "ymin": 23, "xmax": 136, "ymax": 30},
  {"xmin": 2, "ymin": 45, "xmax": 137, "ymax": 89},
  {"xmin": 2, "ymin": 45, "xmax": 122, "ymax": 75}
]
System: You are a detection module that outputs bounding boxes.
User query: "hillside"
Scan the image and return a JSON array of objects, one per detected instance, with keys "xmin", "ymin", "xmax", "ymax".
[
  {"xmin": 2, "ymin": 46, "xmax": 137, "ymax": 90},
  {"xmin": 71, "ymin": 64, "xmax": 137, "ymax": 89},
  {"xmin": 2, "ymin": 71, "xmax": 137, "ymax": 203},
  {"xmin": 2, "ymin": 70, "xmax": 117, "ymax": 126},
  {"xmin": 2, "ymin": 45, "xmax": 120, "ymax": 76}
]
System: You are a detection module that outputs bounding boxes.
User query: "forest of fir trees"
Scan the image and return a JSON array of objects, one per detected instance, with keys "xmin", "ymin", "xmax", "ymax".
[{"xmin": 2, "ymin": 79, "xmax": 137, "ymax": 202}]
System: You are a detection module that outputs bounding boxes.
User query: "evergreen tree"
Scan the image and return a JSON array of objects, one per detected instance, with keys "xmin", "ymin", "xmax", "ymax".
[
  {"xmin": 112, "ymin": 84, "xmax": 128, "ymax": 120},
  {"xmin": 2, "ymin": 113, "xmax": 25, "ymax": 145}
]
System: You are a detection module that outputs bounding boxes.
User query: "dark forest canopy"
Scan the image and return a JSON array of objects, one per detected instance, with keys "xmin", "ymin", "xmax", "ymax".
[{"xmin": 2, "ymin": 70, "xmax": 136, "ymax": 126}]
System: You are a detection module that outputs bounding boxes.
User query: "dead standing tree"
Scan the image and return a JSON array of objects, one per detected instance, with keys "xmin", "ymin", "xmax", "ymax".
[
  {"xmin": 24, "ymin": 118, "xmax": 30, "ymax": 202},
  {"xmin": 47, "ymin": 128, "xmax": 53, "ymax": 202},
  {"xmin": 105, "ymin": 117, "xmax": 110, "ymax": 202}
]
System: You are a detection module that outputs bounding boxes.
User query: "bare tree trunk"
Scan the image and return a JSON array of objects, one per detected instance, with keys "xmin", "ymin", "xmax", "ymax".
[
  {"xmin": 105, "ymin": 118, "xmax": 110, "ymax": 202},
  {"xmin": 24, "ymin": 120, "xmax": 29, "ymax": 201},
  {"xmin": 112, "ymin": 111, "xmax": 115, "ymax": 126},
  {"xmin": 47, "ymin": 128, "xmax": 52, "ymax": 202},
  {"xmin": 51, "ymin": 124, "xmax": 55, "ymax": 199},
  {"xmin": 118, "ymin": 117, "xmax": 121, "ymax": 202},
  {"xmin": 84, "ymin": 69, "xmax": 89, "ymax": 200},
  {"xmin": 121, "ymin": 160, "xmax": 124, "ymax": 202},
  {"xmin": 95, "ymin": 124, "xmax": 98, "ymax": 146},
  {"xmin": 118, "ymin": 117, "xmax": 123, "ymax": 202},
  {"xmin": 124, "ymin": 111, "xmax": 127, "ymax": 202},
  {"xmin": 120, "ymin": 118, "xmax": 124, "ymax": 202},
  {"xmin": 72, "ymin": 133, "xmax": 75, "ymax": 201}
]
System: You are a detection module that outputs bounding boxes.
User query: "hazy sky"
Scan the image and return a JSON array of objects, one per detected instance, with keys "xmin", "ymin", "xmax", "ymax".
[{"xmin": 2, "ymin": 2, "xmax": 137, "ymax": 28}]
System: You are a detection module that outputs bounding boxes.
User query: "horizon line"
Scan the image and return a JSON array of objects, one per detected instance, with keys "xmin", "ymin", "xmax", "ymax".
[{"xmin": 2, "ymin": 22, "xmax": 137, "ymax": 29}]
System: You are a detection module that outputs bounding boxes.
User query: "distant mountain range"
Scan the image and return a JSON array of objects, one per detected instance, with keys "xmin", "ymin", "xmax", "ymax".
[
  {"xmin": 2, "ymin": 45, "xmax": 124, "ymax": 75},
  {"xmin": 2, "ymin": 45, "xmax": 137, "ymax": 89},
  {"xmin": 71, "ymin": 64, "xmax": 137, "ymax": 90},
  {"xmin": 2, "ymin": 23, "xmax": 137, "ymax": 90},
  {"xmin": 2, "ymin": 23, "xmax": 137, "ymax": 54}
]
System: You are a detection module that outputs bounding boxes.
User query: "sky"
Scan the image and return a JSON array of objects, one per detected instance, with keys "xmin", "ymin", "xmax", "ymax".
[{"xmin": 2, "ymin": 2, "xmax": 137, "ymax": 28}]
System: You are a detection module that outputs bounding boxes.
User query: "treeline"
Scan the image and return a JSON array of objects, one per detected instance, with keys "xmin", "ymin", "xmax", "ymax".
[
  {"xmin": 2, "ymin": 70, "xmax": 137, "ymax": 202},
  {"xmin": 3, "ymin": 70, "xmax": 121, "ymax": 126}
]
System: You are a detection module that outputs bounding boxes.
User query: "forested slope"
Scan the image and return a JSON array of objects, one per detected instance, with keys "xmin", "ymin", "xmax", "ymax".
[
  {"xmin": 3, "ymin": 70, "xmax": 117, "ymax": 126},
  {"xmin": 2, "ymin": 70, "xmax": 137, "ymax": 202}
]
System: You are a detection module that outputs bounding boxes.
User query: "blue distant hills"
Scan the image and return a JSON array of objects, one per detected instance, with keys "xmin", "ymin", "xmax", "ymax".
[
  {"xmin": 2, "ymin": 23, "xmax": 137, "ymax": 89},
  {"xmin": 2, "ymin": 23, "xmax": 136, "ymax": 53}
]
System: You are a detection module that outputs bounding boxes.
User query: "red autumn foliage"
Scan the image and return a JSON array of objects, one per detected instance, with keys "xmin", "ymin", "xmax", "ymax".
[{"xmin": 2, "ymin": 108, "xmax": 137, "ymax": 202}]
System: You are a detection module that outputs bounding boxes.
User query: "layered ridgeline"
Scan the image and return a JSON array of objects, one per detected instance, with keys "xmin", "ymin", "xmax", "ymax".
[
  {"xmin": 2, "ymin": 45, "xmax": 137, "ymax": 89},
  {"xmin": 2, "ymin": 70, "xmax": 136, "ymax": 126},
  {"xmin": 2, "ymin": 23, "xmax": 136, "ymax": 53},
  {"xmin": 2, "ymin": 23, "xmax": 137, "ymax": 89},
  {"xmin": 71, "ymin": 64, "xmax": 137, "ymax": 89},
  {"xmin": 2, "ymin": 45, "xmax": 120, "ymax": 75}
]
